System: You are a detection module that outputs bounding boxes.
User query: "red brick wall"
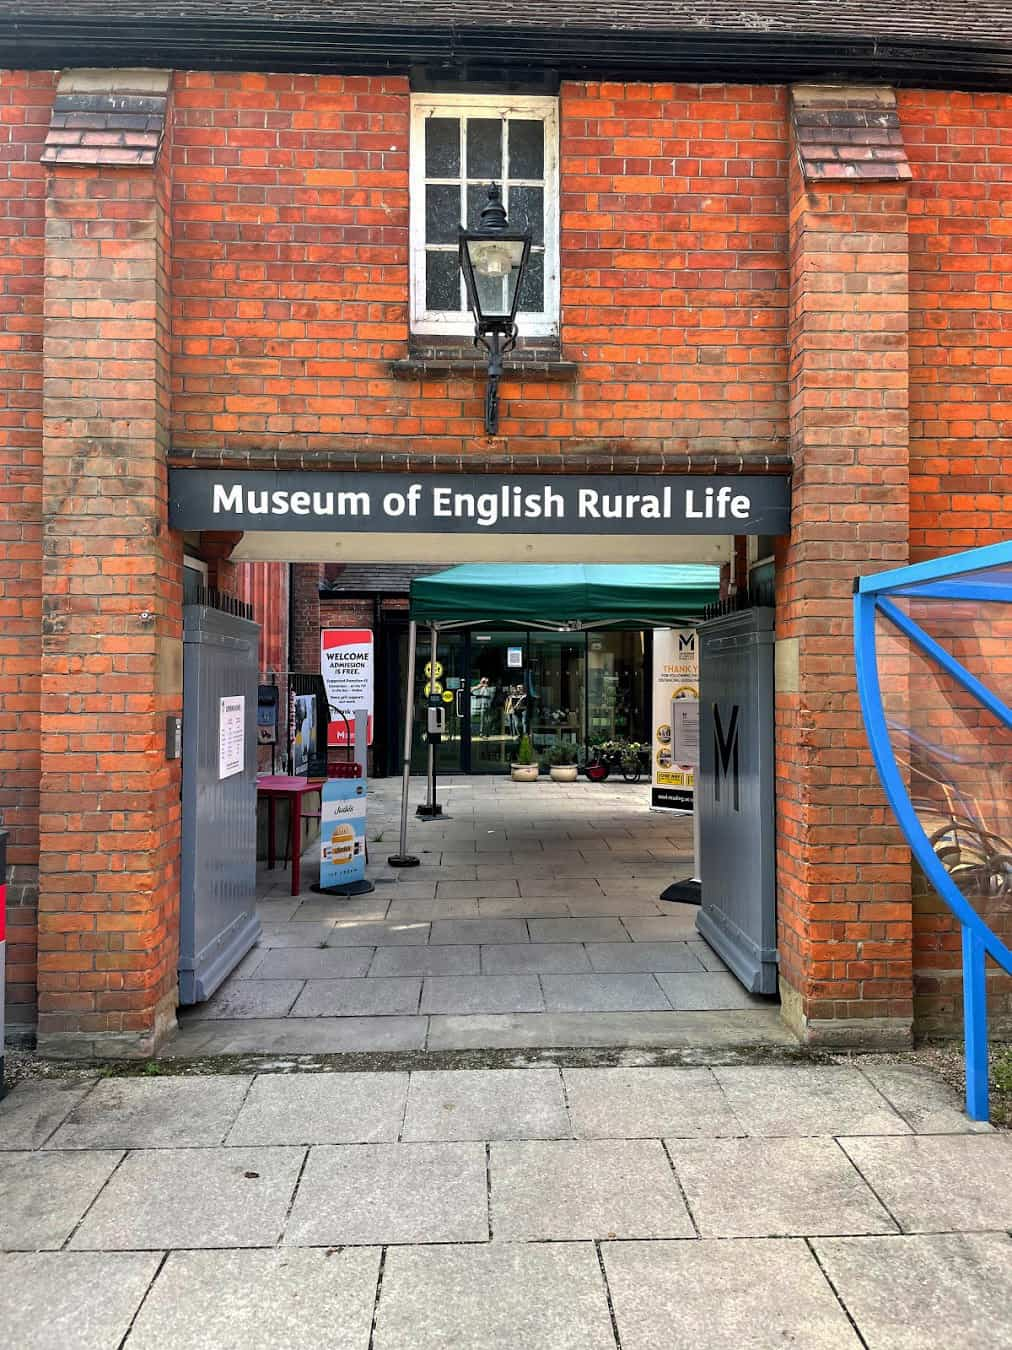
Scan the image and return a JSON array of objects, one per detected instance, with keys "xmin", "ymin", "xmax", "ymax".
[
  {"xmin": 291, "ymin": 563, "xmax": 322, "ymax": 672},
  {"xmin": 0, "ymin": 70, "xmax": 55, "ymax": 1037},
  {"xmin": 900, "ymin": 88, "xmax": 1012, "ymax": 1032}
]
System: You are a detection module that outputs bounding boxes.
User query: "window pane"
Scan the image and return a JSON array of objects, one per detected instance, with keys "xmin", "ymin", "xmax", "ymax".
[
  {"xmin": 508, "ymin": 119, "xmax": 544, "ymax": 179},
  {"xmin": 425, "ymin": 184, "xmax": 462, "ymax": 246},
  {"xmin": 426, "ymin": 251, "xmax": 461, "ymax": 311},
  {"xmin": 466, "ymin": 183, "xmax": 492, "ymax": 229},
  {"xmin": 425, "ymin": 117, "xmax": 460, "ymax": 178},
  {"xmin": 508, "ymin": 185, "xmax": 544, "ymax": 246},
  {"xmin": 518, "ymin": 250, "xmax": 544, "ymax": 313},
  {"xmin": 466, "ymin": 118, "xmax": 503, "ymax": 180}
]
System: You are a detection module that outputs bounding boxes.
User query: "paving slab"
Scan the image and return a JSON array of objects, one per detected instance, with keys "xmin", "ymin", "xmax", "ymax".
[
  {"xmin": 250, "ymin": 948, "xmax": 376, "ymax": 981},
  {"xmin": 0, "ymin": 1251, "xmax": 161, "ymax": 1350},
  {"xmin": 839, "ymin": 1133, "xmax": 1012, "ymax": 1232},
  {"xmin": 384, "ymin": 898, "xmax": 480, "ymax": 922},
  {"xmin": 254, "ymin": 898, "xmax": 301, "ymax": 923},
  {"xmin": 420, "ymin": 974, "xmax": 544, "ymax": 1014},
  {"xmin": 603, "ymin": 1238, "xmax": 863, "ymax": 1349},
  {"xmin": 291, "ymin": 978, "xmax": 422, "ymax": 1016},
  {"xmin": 528, "ymin": 917, "xmax": 630, "ymax": 943},
  {"xmin": 564, "ymin": 1067, "xmax": 741, "ymax": 1139},
  {"xmin": 655, "ymin": 971, "xmax": 768, "ymax": 1010},
  {"xmin": 186, "ymin": 978, "xmax": 305, "ymax": 1019},
  {"xmin": 0, "ymin": 1078, "xmax": 96, "ymax": 1150},
  {"xmin": 166, "ymin": 1015, "xmax": 428, "ymax": 1056},
  {"xmin": 292, "ymin": 902, "xmax": 391, "ymax": 924},
  {"xmin": 714, "ymin": 1064, "xmax": 912, "ymax": 1137},
  {"xmin": 285, "ymin": 1142, "xmax": 487, "ymax": 1245},
  {"xmin": 686, "ymin": 939, "xmax": 729, "ymax": 972},
  {"xmin": 369, "ymin": 944, "xmax": 480, "ymax": 977},
  {"xmin": 129, "ymin": 1248, "xmax": 379, "ymax": 1350},
  {"xmin": 326, "ymin": 920, "xmax": 430, "ymax": 946},
  {"xmin": 46, "ymin": 1074, "xmax": 251, "ymax": 1149},
  {"xmin": 257, "ymin": 922, "xmax": 334, "ymax": 948},
  {"xmin": 429, "ymin": 917, "xmax": 529, "ymax": 945},
  {"xmin": 857, "ymin": 1062, "xmax": 992, "ymax": 1134},
  {"xmin": 567, "ymin": 897, "xmax": 666, "ymax": 916},
  {"xmin": 402, "ymin": 1068, "xmax": 569, "ymax": 1142},
  {"xmin": 492, "ymin": 1138, "xmax": 693, "ymax": 1240},
  {"xmin": 0, "ymin": 1150, "xmax": 123, "ymax": 1249},
  {"xmin": 476, "ymin": 898, "xmax": 572, "ymax": 918},
  {"xmin": 227, "ymin": 1071, "xmax": 408, "ymax": 1145},
  {"xmin": 70, "ymin": 1145, "xmax": 303, "ymax": 1250},
  {"xmin": 481, "ymin": 941, "xmax": 591, "ymax": 974},
  {"xmin": 374, "ymin": 1243, "xmax": 616, "ymax": 1350},
  {"xmin": 427, "ymin": 1008, "xmax": 794, "ymax": 1051},
  {"xmin": 621, "ymin": 914, "xmax": 699, "ymax": 941},
  {"xmin": 541, "ymin": 973, "xmax": 671, "ymax": 1012},
  {"xmin": 585, "ymin": 941, "xmax": 704, "ymax": 974},
  {"xmin": 668, "ymin": 1136, "xmax": 897, "ymax": 1237},
  {"xmin": 436, "ymin": 879, "xmax": 520, "ymax": 899},
  {"xmin": 813, "ymin": 1232, "xmax": 1012, "ymax": 1350}
]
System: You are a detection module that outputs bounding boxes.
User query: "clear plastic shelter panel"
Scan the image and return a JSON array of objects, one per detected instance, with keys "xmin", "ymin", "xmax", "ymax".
[{"xmin": 875, "ymin": 569, "xmax": 1012, "ymax": 938}]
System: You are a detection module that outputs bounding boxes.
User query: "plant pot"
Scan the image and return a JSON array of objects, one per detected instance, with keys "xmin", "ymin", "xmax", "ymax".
[
  {"xmin": 510, "ymin": 763, "xmax": 539, "ymax": 782},
  {"xmin": 549, "ymin": 765, "xmax": 578, "ymax": 783}
]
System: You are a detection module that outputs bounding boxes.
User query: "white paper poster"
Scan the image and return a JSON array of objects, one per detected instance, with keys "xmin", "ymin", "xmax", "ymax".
[
  {"xmin": 651, "ymin": 629, "xmax": 698, "ymax": 810},
  {"xmin": 321, "ymin": 629, "xmax": 374, "ymax": 746},
  {"xmin": 218, "ymin": 696, "xmax": 245, "ymax": 779}
]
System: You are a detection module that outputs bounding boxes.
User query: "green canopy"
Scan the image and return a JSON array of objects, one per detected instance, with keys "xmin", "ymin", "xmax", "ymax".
[{"xmin": 409, "ymin": 564, "xmax": 720, "ymax": 629}]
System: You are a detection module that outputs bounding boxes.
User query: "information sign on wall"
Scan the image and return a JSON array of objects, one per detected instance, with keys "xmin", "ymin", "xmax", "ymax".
[
  {"xmin": 218, "ymin": 696, "xmax": 245, "ymax": 779},
  {"xmin": 651, "ymin": 630, "xmax": 699, "ymax": 810},
  {"xmin": 321, "ymin": 629, "xmax": 374, "ymax": 747}
]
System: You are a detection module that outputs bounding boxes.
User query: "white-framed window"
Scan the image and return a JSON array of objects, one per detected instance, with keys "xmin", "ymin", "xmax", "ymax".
[{"xmin": 410, "ymin": 93, "xmax": 559, "ymax": 339}]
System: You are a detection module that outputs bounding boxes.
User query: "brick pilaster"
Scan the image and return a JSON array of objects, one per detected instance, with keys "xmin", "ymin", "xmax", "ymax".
[
  {"xmin": 38, "ymin": 70, "xmax": 182, "ymax": 1056},
  {"xmin": 776, "ymin": 86, "xmax": 913, "ymax": 1045},
  {"xmin": 291, "ymin": 564, "xmax": 323, "ymax": 673}
]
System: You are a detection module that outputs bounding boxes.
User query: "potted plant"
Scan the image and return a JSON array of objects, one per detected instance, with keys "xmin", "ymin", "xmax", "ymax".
[
  {"xmin": 510, "ymin": 734, "xmax": 539, "ymax": 782},
  {"xmin": 545, "ymin": 739, "xmax": 579, "ymax": 783}
]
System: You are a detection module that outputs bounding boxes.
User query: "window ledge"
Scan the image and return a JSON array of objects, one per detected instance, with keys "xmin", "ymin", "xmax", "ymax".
[{"xmin": 391, "ymin": 339, "xmax": 578, "ymax": 381}]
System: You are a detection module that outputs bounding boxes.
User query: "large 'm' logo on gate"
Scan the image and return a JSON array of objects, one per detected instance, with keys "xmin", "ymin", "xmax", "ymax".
[{"xmin": 713, "ymin": 703, "xmax": 741, "ymax": 812}]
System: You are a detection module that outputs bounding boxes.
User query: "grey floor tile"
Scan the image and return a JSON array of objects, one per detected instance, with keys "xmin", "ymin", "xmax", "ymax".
[
  {"xmin": 291, "ymin": 978, "xmax": 421, "ymax": 1017},
  {"xmin": 686, "ymin": 939, "xmax": 729, "ymax": 972},
  {"xmin": 127, "ymin": 1247, "xmax": 380, "ymax": 1350},
  {"xmin": 254, "ymin": 898, "xmax": 301, "ymax": 924},
  {"xmin": 857, "ymin": 1062, "xmax": 993, "ymax": 1134},
  {"xmin": 187, "ymin": 979, "xmax": 305, "ymax": 1020},
  {"xmin": 46, "ymin": 1075, "xmax": 251, "ymax": 1149},
  {"xmin": 564, "ymin": 1067, "xmax": 741, "ymax": 1139},
  {"xmin": 70, "ymin": 1146, "xmax": 304, "ymax": 1250},
  {"xmin": 839, "ymin": 1133, "xmax": 1012, "ymax": 1232},
  {"xmin": 655, "ymin": 971, "xmax": 767, "ymax": 1010},
  {"xmin": 285, "ymin": 1142, "xmax": 487, "ymax": 1246},
  {"xmin": 429, "ymin": 918, "xmax": 529, "ymax": 945},
  {"xmin": 622, "ymin": 915, "xmax": 699, "ymax": 941},
  {"xmin": 492, "ymin": 1138, "xmax": 693, "ymax": 1240},
  {"xmin": 327, "ymin": 920, "xmax": 430, "ymax": 946},
  {"xmin": 402, "ymin": 1068, "xmax": 569, "ymax": 1142},
  {"xmin": 0, "ymin": 1079, "xmax": 96, "ymax": 1150},
  {"xmin": 541, "ymin": 973, "xmax": 671, "ymax": 1012},
  {"xmin": 369, "ymin": 944, "xmax": 479, "ymax": 977},
  {"xmin": 482, "ymin": 942, "xmax": 591, "ymax": 974},
  {"xmin": 714, "ymin": 1065, "xmax": 912, "ymax": 1137},
  {"xmin": 569, "ymin": 897, "xmax": 664, "ymax": 916},
  {"xmin": 375, "ymin": 1243, "xmax": 616, "ymax": 1350},
  {"xmin": 478, "ymin": 898, "xmax": 572, "ymax": 918},
  {"xmin": 371, "ymin": 882, "xmax": 437, "ymax": 901},
  {"xmin": 528, "ymin": 917, "xmax": 630, "ymax": 944},
  {"xmin": 384, "ymin": 898, "xmax": 480, "ymax": 922},
  {"xmin": 518, "ymin": 879, "xmax": 603, "ymax": 899},
  {"xmin": 257, "ymin": 923, "xmax": 334, "ymax": 948},
  {"xmin": 603, "ymin": 1238, "xmax": 863, "ymax": 1349},
  {"xmin": 250, "ymin": 947, "xmax": 374, "ymax": 979},
  {"xmin": 668, "ymin": 1136, "xmax": 897, "ymax": 1237},
  {"xmin": 420, "ymin": 975, "xmax": 544, "ymax": 1014},
  {"xmin": 227, "ymin": 1072, "xmax": 408, "ymax": 1145},
  {"xmin": 292, "ymin": 902, "xmax": 391, "ymax": 924},
  {"xmin": 0, "ymin": 1150, "xmax": 122, "ymax": 1249},
  {"xmin": 166, "ymin": 1015, "xmax": 428, "ymax": 1057},
  {"xmin": 427, "ymin": 1008, "xmax": 793, "ymax": 1051},
  {"xmin": 0, "ymin": 1251, "xmax": 161, "ymax": 1350},
  {"xmin": 813, "ymin": 1232, "xmax": 1012, "ymax": 1350},
  {"xmin": 585, "ymin": 941, "xmax": 704, "ymax": 974}
]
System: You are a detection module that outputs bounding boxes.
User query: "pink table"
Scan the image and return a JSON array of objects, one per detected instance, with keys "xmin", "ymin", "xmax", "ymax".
[{"xmin": 256, "ymin": 775, "xmax": 325, "ymax": 896}]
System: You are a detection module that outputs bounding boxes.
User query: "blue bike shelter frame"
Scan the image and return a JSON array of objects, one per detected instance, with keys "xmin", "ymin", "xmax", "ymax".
[{"xmin": 854, "ymin": 541, "xmax": 1012, "ymax": 1120}]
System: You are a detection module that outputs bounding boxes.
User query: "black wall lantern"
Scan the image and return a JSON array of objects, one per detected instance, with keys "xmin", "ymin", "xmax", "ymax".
[{"xmin": 458, "ymin": 184, "xmax": 531, "ymax": 435}]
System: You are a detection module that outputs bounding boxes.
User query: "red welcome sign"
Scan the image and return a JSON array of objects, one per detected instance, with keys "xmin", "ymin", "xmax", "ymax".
[{"xmin": 321, "ymin": 628, "xmax": 374, "ymax": 747}]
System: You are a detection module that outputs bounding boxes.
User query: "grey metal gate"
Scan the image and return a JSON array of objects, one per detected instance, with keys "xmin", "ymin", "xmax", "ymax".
[
  {"xmin": 179, "ymin": 603, "xmax": 261, "ymax": 1004},
  {"xmin": 695, "ymin": 607, "xmax": 778, "ymax": 995}
]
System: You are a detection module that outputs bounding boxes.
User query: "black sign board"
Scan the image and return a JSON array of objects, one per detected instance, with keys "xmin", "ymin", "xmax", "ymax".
[{"xmin": 168, "ymin": 470, "xmax": 790, "ymax": 536}]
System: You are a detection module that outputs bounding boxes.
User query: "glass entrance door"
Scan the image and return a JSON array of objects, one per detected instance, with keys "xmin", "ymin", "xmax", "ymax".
[
  {"xmin": 397, "ymin": 630, "xmax": 466, "ymax": 774},
  {"xmin": 468, "ymin": 632, "xmax": 529, "ymax": 772}
]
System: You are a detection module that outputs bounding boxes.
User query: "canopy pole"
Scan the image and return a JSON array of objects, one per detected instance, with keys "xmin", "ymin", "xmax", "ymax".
[
  {"xmin": 417, "ymin": 625, "xmax": 443, "ymax": 817},
  {"xmin": 389, "ymin": 618, "xmax": 420, "ymax": 868}
]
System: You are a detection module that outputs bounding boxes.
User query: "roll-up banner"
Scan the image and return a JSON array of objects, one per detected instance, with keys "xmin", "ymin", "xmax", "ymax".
[{"xmin": 651, "ymin": 628, "xmax": 699, "ymax": 811}]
